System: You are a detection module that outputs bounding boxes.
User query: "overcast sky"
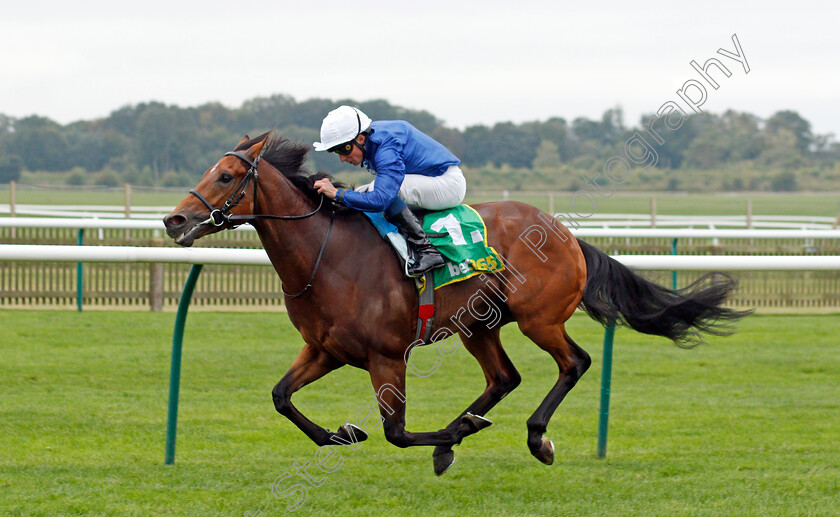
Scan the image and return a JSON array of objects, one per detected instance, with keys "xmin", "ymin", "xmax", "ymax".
[{"xmin": 2, "ymin": 0, "xmax": 838, "ymax": 137}]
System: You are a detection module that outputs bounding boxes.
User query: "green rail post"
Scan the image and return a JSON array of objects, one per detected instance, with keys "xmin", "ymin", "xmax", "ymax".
[
  {"xmin": 76, "ymin": 229, "xmax": 84, "ymax": 312},
  {"xmin": 165, "ymin": 264, "xmax": 204, "ymax": 465},
  {"xmin": 597, "ymin": 319, "xmax": 616, "ymax": 459},
  {"xmin": 671, "ymin": 238, "xmax": 678, "ymax": 290}
]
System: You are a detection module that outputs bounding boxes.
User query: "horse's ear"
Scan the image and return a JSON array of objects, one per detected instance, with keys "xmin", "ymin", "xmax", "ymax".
[
  {"xmin": 246, "ymin": 138, "xmax": 266, "ymax": 159},
  {"xmin": 238, "ymin": 135, "xmax": 250, "ymax": 146}
]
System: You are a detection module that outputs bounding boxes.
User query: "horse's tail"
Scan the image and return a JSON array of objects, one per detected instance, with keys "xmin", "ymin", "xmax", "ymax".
[{"xmin": 576, "ymin": 238, "xmax": 751, "ymax": 347}]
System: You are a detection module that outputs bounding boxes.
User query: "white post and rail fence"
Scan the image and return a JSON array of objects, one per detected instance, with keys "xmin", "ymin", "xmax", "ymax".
[{"xmin": 3, "ymin": 217, "xmax": 840, "ymax": 311}]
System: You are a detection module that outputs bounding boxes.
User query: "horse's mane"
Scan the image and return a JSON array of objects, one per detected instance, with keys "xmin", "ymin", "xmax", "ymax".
[{"xmin": 235, "ymin": 131, "xmax": 349, "ymax": 209}]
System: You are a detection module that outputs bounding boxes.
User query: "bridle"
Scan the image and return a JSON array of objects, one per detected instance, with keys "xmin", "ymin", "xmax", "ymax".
[
  {"xmin": 189, "ymin": 151, "xmax": 325, "ymax": 228},
  {"xmin": 188, "ymin": 150, "xmax": 335, "ymax": 299}
]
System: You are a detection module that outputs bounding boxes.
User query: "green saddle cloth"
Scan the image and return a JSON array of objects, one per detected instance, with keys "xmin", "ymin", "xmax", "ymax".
[{"xmin": 422, "ymin": 205, "xmax": 505, "ymax": 289}]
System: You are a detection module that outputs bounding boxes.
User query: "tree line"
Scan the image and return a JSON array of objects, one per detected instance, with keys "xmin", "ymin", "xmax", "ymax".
[{"xmin": 0, "ymin": 94, "xmax": 838, "ymax": 191}]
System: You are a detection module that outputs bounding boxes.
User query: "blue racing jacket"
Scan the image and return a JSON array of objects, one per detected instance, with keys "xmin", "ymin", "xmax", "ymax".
[{"xmin": 335, "ymin": 120, "xmax": 460, "ymax": 212}]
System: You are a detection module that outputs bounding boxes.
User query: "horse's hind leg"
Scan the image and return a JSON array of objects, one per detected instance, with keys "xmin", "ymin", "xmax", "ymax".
[
  {"xmin": 432, "ymin": 328, "xmax": 521, "ymax": 475},
  {"xmin": 519, "ymin": 322, "xmax": 591, "ymax": 464},
  {"xmin": 367, "ymin": 355, "xmax": 493, "ymax": 454}
]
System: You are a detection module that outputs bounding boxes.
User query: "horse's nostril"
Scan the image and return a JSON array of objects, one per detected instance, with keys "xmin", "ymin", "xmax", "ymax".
[{"xmin": 165, "ymin": 214, "xmax": 187, "ymax": 228}]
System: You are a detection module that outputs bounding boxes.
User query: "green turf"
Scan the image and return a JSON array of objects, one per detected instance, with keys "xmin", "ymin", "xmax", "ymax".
[
  {"xmin": 3, "ymin": 187, "xmax": 190, "ymax": 208},
  {"xmin": 1, "ymin": 311, "xmax": 838, "ymax": 516}
]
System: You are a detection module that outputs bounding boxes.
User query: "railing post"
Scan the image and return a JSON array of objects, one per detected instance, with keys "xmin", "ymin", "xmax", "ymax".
[
  {"xmin": 9, "ymin": 180, "xmax": 15, "ymax": 239},
  {"xmin": 124, "ymin": 184, "xmax": 132, "ymax": 242},
  {"xmin": 597, "ymin": 319, "xmax": 616, "ymax": 459},
  {"xmin": 650, "ymin": 195, "xmax": 656, "ymax": 229},
  {"xmin": 748, "ymin": 199, "xmax": 755, "ymax": 246},
  {"xmin": 165, "ymin": 264, "xmax": 204, "ymax": 465},
  {"xmin": 149, "ymin": 238, "xmax": 164, "ymax": 312},
  {"xmin": 671, "ymin": 238, "xmax": 678, "ymax": 289},
  {"xmin": 76, "ymin": 229, "xmax": 84, "ymax": 312}
]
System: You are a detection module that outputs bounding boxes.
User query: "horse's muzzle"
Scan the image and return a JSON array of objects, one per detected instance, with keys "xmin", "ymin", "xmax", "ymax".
[{"xmin": 163, "ymin": 211, "xmax": 208, "ymax": 247}]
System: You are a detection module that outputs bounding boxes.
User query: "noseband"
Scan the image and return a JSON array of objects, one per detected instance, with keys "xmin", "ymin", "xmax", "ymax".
[{"xmin": 188, "ymin": 150, "xmax": 334, "ymax": 299}]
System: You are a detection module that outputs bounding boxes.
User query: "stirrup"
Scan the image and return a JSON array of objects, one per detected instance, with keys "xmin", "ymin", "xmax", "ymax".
[{"xmin": 407, "ymin": 251, "xmax": 445, "ymax": 277}]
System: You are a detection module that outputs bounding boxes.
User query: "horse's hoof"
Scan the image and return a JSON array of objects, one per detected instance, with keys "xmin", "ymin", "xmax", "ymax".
[
  {"xmin": 531, "ymin": 437, "xmax": 554, "ymax": 465},
  {"xmin": 433, "ymin": 448, "xmax": 455, "ymax": 476},
  {"xmin": 333, "ymin": 423, "xmax": 368, "ymax": 445},
  {"xmin": 461, "ymin": 413, "xmax": 493, "ymax": 434}
]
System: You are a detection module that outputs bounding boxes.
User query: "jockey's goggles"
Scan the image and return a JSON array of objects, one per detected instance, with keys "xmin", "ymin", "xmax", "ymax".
[{"xmin": 328, "ymin": 141, "xmax": 354, "ymax": 156}]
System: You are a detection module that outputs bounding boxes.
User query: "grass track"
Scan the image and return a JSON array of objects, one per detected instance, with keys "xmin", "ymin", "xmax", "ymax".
[{"xmin": 1, "ymin": 311, "xmax": 839, "ymax": 516}]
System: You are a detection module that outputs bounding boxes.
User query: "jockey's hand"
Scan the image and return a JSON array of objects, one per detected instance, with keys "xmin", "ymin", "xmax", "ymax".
[{"xmin": 313, "ymin": 178, "xmax": 338, "ymax": 200}]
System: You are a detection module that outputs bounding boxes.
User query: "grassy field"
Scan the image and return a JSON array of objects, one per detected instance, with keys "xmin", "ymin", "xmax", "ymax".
[
  {"xmin": 3, "ymin": 185, "xmax": 840, "ymax": 218},
  {"xmin": 1, "ymin": 311, "xmax": 838, "ymax": 516},
  {"xmin": 1, "ymin": 187, "xmax": 190, "ymax": 209}
]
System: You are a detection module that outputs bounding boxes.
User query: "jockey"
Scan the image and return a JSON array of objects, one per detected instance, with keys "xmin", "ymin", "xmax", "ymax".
[{"xmin": 313, "ymin": 105, "xmax": 466, "ymax": 277}]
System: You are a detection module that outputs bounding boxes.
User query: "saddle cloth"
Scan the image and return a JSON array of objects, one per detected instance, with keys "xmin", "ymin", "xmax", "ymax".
[{"xmin": 362, "ymin": 205, "xmax": 505, "ymax": 289}]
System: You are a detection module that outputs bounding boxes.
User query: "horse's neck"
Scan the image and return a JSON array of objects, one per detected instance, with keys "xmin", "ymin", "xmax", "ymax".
[{"xmin": 250, "ymin": 172, "xmax": 331, "ymax": 287}]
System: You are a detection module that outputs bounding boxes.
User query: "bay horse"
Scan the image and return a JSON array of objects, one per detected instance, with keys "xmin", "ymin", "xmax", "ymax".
[{"xmin": 163, "ymin": 132, "xmax": 748, "ymax": 475}]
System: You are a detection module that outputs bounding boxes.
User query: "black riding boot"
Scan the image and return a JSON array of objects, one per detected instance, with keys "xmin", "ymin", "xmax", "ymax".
[{"xmin": 388, "ymin": 206, "xmax": 445, "ymax": 277}]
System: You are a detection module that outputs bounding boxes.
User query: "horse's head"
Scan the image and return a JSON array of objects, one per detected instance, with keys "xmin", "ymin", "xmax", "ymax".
[{"xmin": 164, "ymin": 135, "xmax": 266, "ymax": 247}]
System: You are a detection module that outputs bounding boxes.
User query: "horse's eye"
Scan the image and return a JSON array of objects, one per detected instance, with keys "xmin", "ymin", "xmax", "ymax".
[{"xmin": 219, "ymin": 173, "xmax": 233, "ymax": 184}]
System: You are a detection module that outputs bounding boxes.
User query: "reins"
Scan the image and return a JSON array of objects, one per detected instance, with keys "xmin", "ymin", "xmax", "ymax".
[
  {"xmin": 281, "ymin": 209, "xmax": 336, "ymax": 299},
  {"xmin": 189, "ymin": 150, "xmax": 334, "ymax": 299}
]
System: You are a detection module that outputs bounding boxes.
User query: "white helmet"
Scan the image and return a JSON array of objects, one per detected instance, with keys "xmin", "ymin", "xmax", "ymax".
[{"xmin": 313, "ymin": 106, "xmax": 372, "ymax": 151}]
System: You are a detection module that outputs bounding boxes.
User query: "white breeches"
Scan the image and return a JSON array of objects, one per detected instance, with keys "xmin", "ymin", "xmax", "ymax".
[{"xmin": 355, "ymin": 165, "xmax": 467, "ymax": 210}]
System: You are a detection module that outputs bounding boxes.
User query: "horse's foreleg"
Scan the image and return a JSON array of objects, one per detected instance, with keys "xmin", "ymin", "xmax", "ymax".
[
  {"xmin": 368, "ymin": 357, "xmax": 485, "ymax": 453},
  {"xmin": 431, "ymin": 328, "xmax": 521, "ymax": 475},
  {"xmin": 272, "ymin": 344, "xmax": 366, "ymax": 446}
]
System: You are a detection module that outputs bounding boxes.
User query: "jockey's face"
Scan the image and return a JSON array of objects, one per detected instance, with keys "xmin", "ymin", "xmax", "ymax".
[{"xmin": 339, "ymin": 134, "xmax": 366, "ymax": 166}]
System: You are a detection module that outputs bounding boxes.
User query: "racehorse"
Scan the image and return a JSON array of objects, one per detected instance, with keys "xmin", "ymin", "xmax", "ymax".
[{"xmin": 163, "ymin": 132, "xmax": 748, "ymax": 475}]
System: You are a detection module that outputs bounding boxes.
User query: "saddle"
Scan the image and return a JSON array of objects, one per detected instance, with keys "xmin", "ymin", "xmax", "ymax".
[
  {"xmin": 362, "ymin": 205, "xmax": 505, "ymax": 287},
  {"xmin": 362, "ymin": 205, "xmax": 506, "ymax": 345}
]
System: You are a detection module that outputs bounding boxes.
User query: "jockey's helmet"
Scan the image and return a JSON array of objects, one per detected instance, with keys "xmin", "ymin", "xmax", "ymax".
[{"xmin": 313, "ymin": 106, "xmax": 372, "ymax": 152}]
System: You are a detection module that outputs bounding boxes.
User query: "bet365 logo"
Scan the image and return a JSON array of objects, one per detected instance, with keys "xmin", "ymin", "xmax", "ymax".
[{"xmin": 446, "ymin": 255, "xmax": 500, "ymax": 277}]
